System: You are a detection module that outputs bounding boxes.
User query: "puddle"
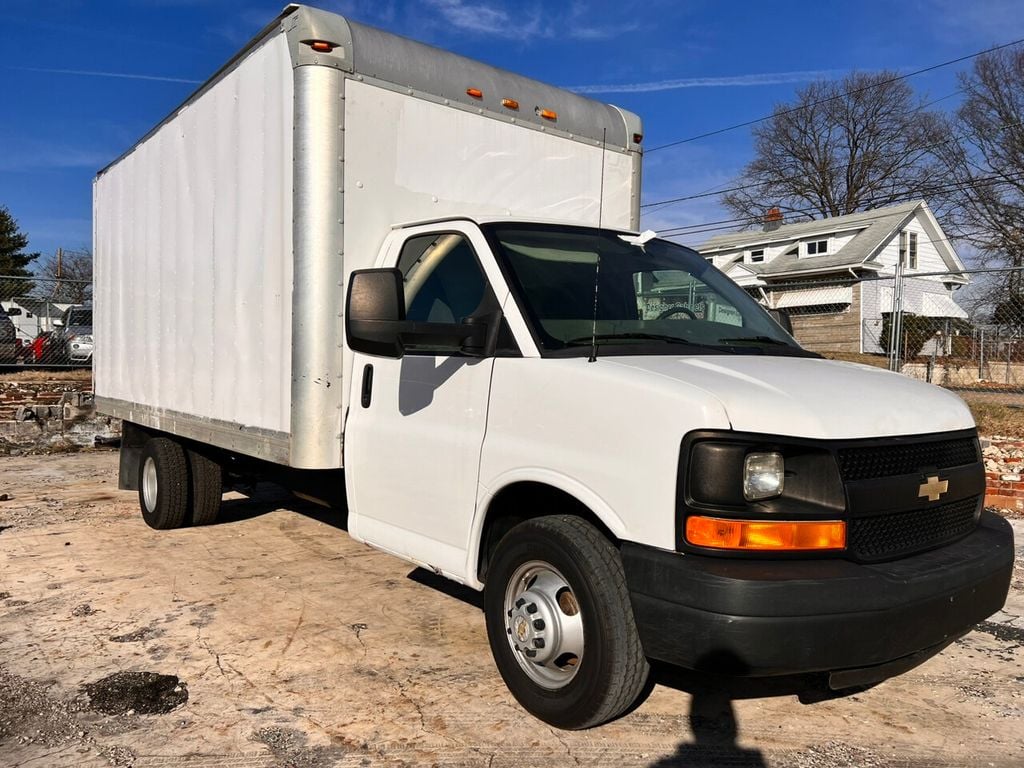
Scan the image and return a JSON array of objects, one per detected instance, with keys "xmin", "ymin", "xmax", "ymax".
[{"xmin": 83, "ymin": 671, "xmax": 188, "ymax": 715}]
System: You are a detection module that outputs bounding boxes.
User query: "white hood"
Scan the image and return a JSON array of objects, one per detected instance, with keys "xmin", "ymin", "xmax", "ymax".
[{"xmin": 606, "ymin": 355, "xmax": 974, "ymax": 440}]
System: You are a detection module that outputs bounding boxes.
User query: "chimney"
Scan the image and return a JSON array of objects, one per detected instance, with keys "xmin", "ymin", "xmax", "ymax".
[{"xmin": 763, "ymin": 207, "xmax": 784, "ymax": 232}]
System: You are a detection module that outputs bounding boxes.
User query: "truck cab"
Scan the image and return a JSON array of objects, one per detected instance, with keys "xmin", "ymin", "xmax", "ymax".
[{"xmin": 339, "ymin": 216, "xmax": 1013, "ymax": 728}]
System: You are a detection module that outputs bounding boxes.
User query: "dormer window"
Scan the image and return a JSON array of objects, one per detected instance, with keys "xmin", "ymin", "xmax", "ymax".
[
  {"xmin": 748, "ymin": 248, "xmax": 765, "ymax": 263},
  {"xmin": 806, "ymin": 239, "xmax": 828, "ymax": 256}
]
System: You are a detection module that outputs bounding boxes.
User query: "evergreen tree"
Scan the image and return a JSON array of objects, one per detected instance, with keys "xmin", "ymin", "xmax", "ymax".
[{"xmin": 0, "ymin": 205, "xmax": 39, "ymax": 297}]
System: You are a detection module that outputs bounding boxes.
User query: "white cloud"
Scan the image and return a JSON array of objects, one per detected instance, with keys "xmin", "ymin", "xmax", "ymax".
[
  {"xmin": 565, "ymin": 69, "xmax": 844, "ymax": 94},
  {"xmin": 424, "ymin": 0, "xmax": 510, "ymax": 34}
]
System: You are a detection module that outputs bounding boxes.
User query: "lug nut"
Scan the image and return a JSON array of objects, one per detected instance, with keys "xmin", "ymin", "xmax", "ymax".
[
  {"xmin": 525, "ymin": 648, "xmax": 537, "ymax": 658},
  {"xmin": 534, "ymin": 638, "xmax": 545, "ymax": 649},
  {"xmin": 515, "ymin": 598, "xmax": 525, "ymax": 608},
  {"xmin": 533, "ymin": 619, "xmax": 545, "ymax": 630},
  {"xmin": 526, "ymin": 602, "xmax": 538, "ymax": 614}
]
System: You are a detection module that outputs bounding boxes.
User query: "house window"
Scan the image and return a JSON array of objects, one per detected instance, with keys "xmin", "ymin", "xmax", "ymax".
[
  {"xmin": 899, "ymin": 231, "xmax": 919, "ymax": 269},
  {"xmin": 748, "ymin": 249, "xmax": 765, "ymax": 263},
  {"xmin": 806, "ymin": 239, "xmax": 828, "ymax": 256}
]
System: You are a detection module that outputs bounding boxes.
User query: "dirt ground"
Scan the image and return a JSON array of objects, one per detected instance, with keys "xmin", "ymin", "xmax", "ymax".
[{"xmin": 0, "ymin": 452, "xmax": 1021, "ymax": 768}]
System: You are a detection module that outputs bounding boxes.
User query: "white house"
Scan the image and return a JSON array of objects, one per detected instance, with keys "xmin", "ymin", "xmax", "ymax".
[{"xmin": 694, "ymin": 200, "xmax": 969, "ymax": 354}]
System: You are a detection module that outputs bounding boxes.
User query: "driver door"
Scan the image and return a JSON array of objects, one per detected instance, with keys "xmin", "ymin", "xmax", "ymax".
[{"xmin": 344, "ymin": 223, "xmax": 508, "ymax": 581}]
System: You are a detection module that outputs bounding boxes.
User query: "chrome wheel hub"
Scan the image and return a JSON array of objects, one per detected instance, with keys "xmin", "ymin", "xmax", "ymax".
[
  {"xmin": 503, "ymin": 561, "xmax": 584, "ymax": 690},
  {"xmin": 142, "ymin": 456, "xmax": 158, "ymax": 512}
]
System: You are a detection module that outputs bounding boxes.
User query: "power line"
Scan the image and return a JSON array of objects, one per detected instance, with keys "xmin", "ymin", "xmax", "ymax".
[
  {"xmin": 641, "ymin": 90, "xmax": 968, "ymax": 212},
  {"xmin": 652, "ymin": 166, "xmax": 1022, "ymax": 237},
  {"xmin": 652, "ymin": 171, "xmax": 1024, "ymax": 245},
  {"xmin": 657, "ymin": 169, "xmax": 1024, "ymax": 238},
  {"xmin": 644, "ymin": 37, "xmax": 1024, "ymax": 154}
]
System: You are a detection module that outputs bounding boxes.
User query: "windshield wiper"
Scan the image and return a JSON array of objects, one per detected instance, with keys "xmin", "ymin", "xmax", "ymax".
[
  {"xmin": 565, "ymin": 332, "xmax": 688, "ymax": 345},
  {"xmin": 563, "ymin": 333, "xmax": 735, "ymax": 352},
  {"xmin": 718, "ymin": 335, "xmax": 793, "ymax": 347}
]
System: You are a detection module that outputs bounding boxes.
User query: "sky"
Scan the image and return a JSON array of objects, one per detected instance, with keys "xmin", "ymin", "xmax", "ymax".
[{"xmin": 2, "ymin": 0, "xmax": 1023, "ymax": 263}]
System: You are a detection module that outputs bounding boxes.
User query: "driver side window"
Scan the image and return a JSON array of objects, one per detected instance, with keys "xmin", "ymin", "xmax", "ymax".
[{"xmin": 398, "ymin": 233, "xmax": 487, "ymax": 325}]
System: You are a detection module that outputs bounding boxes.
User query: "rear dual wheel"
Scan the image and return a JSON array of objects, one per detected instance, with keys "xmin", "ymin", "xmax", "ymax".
[
  {"xmin": 484, "ymin": 515, "xmax": 651, "ymax": 729},
  {"xmin": 138, "ymin": 437, "xmax": 223, "ymax": 529}
]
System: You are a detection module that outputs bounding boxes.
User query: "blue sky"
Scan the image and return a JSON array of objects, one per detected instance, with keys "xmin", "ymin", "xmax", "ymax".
[{"xmin": 2, "ymin": 0, "xmax": 1023, "ymax": 262}]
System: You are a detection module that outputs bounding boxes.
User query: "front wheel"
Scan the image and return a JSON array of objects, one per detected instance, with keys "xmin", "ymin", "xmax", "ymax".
[{"xmin": 483, "ymin": 515, "xmax": 651, "ymax": 729}]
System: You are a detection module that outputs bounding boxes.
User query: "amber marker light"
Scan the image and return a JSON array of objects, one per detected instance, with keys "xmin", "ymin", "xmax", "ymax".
[
  {"xmin": 536, "ymin": 107, "xmax": 558, "ymax": 120},
  {"xmin": 685, "ymin": 517, "xmax": 846, "ymax": 552},
  {"xmin": 467, "ymin": 88, "xmax": 483, "ymax": 98},
  {"xmin": 308, "ymin": 40, "xmax": 335, "ymax": 52},
  {"xmin": 501, "ymin": 98, "xmax": 520, "ymax": 110}
]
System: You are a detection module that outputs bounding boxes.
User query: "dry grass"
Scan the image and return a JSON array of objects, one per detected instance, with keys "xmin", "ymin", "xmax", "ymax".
[
  {"xmin": 0, "ymin": 369, "xmax": 92, "ymax": 384},
  {"xmin": 967, "ymin": 402, "xmax": 1024, "ymax": 440}
]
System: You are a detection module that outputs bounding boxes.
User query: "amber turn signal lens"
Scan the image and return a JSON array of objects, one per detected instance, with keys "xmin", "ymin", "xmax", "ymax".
[{"xmin": 685, "ymin": 517, "xmax": 846, "ymax": 551}]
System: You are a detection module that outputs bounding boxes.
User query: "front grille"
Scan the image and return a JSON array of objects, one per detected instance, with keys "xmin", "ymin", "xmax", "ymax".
[
  {"xmin": 837, "ymin": 437, "xmax": 979, "ymax": 482},
  {"xmin": 848, "ymin": 495, "xmax": 979, "ymax": 562}
]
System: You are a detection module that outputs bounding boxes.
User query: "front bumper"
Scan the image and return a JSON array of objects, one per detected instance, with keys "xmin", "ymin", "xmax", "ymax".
[{"xmin": 622, "ymin": 511, "xmax": 1014, "ymax": 679}]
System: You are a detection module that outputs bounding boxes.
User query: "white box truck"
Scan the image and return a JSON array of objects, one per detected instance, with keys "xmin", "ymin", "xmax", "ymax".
[{"xmin": 94, "ymin": 4, "xmax": 1013, "ymax": 729}]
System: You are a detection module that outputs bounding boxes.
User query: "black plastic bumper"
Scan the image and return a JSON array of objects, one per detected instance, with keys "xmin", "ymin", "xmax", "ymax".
[{"xmin": 622, "ymin": 511, "xmax": 1014, "ymax": 678}]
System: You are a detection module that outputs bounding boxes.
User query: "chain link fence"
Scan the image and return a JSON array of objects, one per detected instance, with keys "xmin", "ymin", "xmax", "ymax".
[{"xmin": 0, "ymin": 275, "xmax": 93, "ymax": 369}]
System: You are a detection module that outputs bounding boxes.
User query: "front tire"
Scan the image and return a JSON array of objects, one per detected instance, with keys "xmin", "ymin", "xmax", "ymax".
[
  {"xmin": 483, "ymin": 515, "xmax": 650, "ymax": 729},
  {"xmin": 138, "ymin": 437, "xmax": 189, "ymax": 530}
]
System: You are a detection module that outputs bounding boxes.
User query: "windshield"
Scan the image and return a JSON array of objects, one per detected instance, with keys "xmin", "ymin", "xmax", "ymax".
[
  {"xmin": 483, "ymin": 224, "xmax": 805, "ymax": 357},
  {"xmin": 65, "ymin": 308, "xmax": 93, "ymax": 328}
]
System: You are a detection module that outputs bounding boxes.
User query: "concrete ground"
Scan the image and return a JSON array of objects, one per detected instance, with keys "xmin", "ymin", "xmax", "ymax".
[{"xmin": 0, "ymin": 451, "xmax": 1021, "ymax": 768}]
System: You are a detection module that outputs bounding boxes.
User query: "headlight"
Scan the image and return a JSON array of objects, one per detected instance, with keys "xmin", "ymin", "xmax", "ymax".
[
  {"xmin": 743, "ymin": 452, "xmax": 784, "ymax": 500},
  {"xmin": 81, "ymin": 335, "xmax": 93, "ymax": 343}
]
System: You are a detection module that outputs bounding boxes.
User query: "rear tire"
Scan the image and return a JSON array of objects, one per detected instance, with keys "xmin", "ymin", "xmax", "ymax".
[
  {"xmin": 138, "ymin": 438, "xmax": 189, "ymax": 530},
  {"xmin": 483, "ymin": 515, "xmax": 651, "ymax": 729},
  {"xmin": 187, "ymin": 449, "xmax": 222, "ymax": 526}
]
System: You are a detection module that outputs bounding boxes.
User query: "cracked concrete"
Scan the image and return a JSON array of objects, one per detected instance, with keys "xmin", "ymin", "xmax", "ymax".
[{"xmin": 0, "ymin": 451, "xmax": 1021, "ymax": 767}]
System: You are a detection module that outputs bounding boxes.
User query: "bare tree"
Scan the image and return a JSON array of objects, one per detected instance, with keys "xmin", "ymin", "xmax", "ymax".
[
  {"xmin": 722, "ymin": 72, "xmax": 948, "ymax": 225},
  {"xmin": 36, "ymin": 248, "xmax": 93, "ymax": 304},
  {"xmin": 938, "ymin": 48, "xmax": 1024, "ymax": 284}
]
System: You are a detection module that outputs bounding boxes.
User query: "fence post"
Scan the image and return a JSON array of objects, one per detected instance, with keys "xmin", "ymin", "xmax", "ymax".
[{"xmin": 889, "ymin": 260, "xmax": 904, "ymax": 372}]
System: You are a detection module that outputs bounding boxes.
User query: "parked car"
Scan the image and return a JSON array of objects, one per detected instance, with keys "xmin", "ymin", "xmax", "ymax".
[
  {"xmin": 51, "ymin": 306, "xmax": 94, "ymax": 364},
  {"xmin": 0, "ymin": 313, "xmax": 17, "ymax": 364}
]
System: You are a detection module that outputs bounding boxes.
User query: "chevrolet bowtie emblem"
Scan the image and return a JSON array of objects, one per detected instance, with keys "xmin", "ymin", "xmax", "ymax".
[{"xmin": 918, "ymin": 475, "xmax": 949, "ymax": 502}]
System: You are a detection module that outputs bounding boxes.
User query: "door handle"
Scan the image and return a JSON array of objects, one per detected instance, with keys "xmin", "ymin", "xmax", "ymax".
[{"xmin": 360, "ymin": 364, "xmax": 374, "ymax": 408}]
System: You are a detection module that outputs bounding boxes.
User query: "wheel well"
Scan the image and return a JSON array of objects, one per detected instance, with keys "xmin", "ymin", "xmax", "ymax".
[{"xmin": 476, "ymin": 482, "xmax": 618, "ymax": 583}]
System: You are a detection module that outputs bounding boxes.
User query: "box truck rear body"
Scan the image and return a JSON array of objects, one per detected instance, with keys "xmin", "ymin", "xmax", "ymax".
[{"xmin": 94, "ymin": 4, "xmax": 642, "ymax": 468}]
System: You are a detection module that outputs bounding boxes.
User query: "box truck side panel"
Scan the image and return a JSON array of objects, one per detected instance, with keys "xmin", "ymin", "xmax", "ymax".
[
  {"xmin": 94, "ymin": 32, "xmax": 294, "ymax": 459},
  {"xmin": 341, "ymin": 79, "xmax": 636, "ymax": 275}
]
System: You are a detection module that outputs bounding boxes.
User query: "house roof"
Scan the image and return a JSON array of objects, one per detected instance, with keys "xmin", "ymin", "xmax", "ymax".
[{"xmin": 695, "ymin": 200, "xmax": 968, "ymax": 282}]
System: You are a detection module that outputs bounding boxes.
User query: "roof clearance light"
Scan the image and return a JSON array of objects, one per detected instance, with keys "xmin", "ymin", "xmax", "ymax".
[
  {"xmin": 501, "ymin": 98, "xmax": 520, "ymax": 110},
  {"xmin": 466, "ymin": 88, "xmax": 483, "ymax": 98},
  {"xmin": 685, "ymin": 516, "xmax": 846, "ymax": 552},
  {"xmin": 536, "ymin": 107, "xmax": 557, "ymax": 121},
  {"xmin": 308, "ymin": 40, "xmax": 335, "ymax": 52}
]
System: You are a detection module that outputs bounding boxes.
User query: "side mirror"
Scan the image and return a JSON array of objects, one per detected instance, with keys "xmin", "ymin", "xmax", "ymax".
[
  {"xmin": 346, "ymin": 268, "xmax": 407, "ymax": 358},
  {"xmin": 345, "ymin": 268, "xmax": 495, "ymax": 358},
  {"xmin": 53, "ymin": 319, "xmax": 65, "ymax": 327},
  {"xmin": 768, "ymin": 308, "xmax": 793, "ymax": 335}
]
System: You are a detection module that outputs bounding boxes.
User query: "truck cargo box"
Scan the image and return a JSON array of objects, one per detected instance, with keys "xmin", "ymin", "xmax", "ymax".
[{"xmin": 94, "ymin": 3, "xmax": 642, "ymax": 469}]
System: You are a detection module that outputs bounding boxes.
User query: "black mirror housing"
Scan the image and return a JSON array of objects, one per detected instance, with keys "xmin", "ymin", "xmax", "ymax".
[{"xmin": 346, "ymin": 268, "xmax": 406, "ymax": 358}]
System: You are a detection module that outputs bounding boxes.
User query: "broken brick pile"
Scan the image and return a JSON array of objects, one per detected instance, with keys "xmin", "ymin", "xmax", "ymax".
[
  {"xmin": 0, "ymin": 379, "xmax": 92, "ymax": 421},
  {"xmin": 982, "ymin": 438, "xmax": 1024, "ymax": 512}
]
